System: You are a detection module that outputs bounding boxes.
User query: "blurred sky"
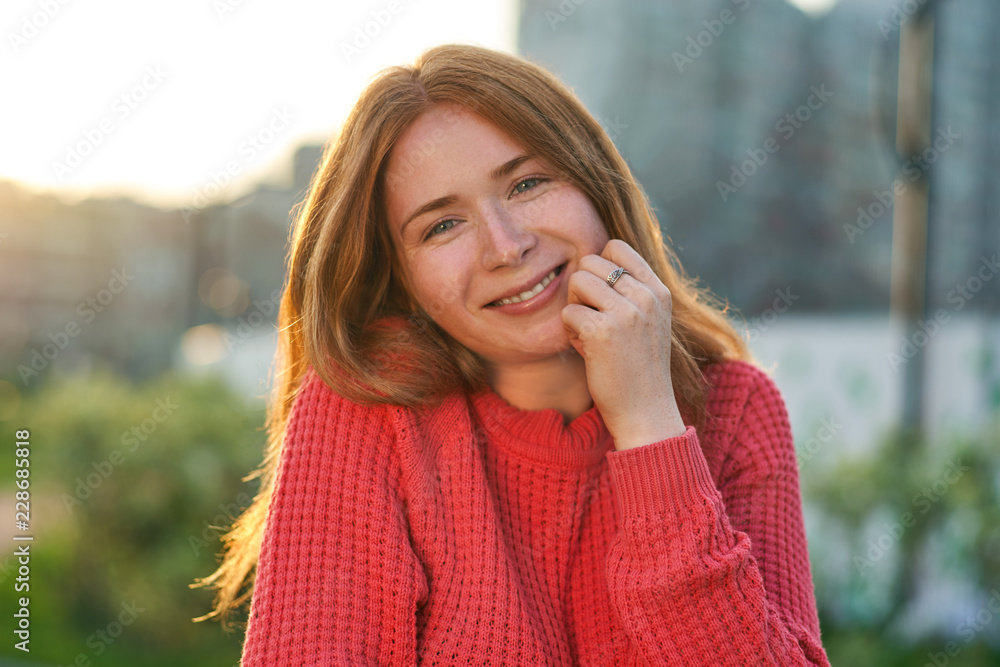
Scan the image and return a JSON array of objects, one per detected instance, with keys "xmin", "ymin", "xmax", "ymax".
[{"xmin": 2, "ymin": 0, "xmax": 836, "ymax": 209}]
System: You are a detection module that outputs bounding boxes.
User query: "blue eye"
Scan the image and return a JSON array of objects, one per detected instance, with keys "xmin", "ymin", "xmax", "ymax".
[
  {"xmin": 426, "ymin": 219, "xmax": 457, "ymax": 238},
  {"xmin": 513, "ymin": 178, "xmax": 541, "ymax": 194}
]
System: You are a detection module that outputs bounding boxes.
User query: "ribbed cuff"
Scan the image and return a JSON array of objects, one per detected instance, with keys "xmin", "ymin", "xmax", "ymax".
[{"xmin": 606, "ymin": 425, "xmax": 720, "ymax": 523}]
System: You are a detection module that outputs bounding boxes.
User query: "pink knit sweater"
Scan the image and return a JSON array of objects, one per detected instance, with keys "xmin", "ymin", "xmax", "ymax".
[{"xmin": 241, "ymin": 359, "xmax": 830, "ymax": 665}]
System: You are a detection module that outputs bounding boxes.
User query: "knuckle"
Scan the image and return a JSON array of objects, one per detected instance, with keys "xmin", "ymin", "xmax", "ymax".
[
  {"xmin": 608, "ymin": 239, "xmax": 628, "ymax": 252},
  {"xmin": 619, "ymin": 310, "xmax": 640, "ymax": 331},
  {"xmin": 634, "ymin": 290, "xmax": 657, "ymax": 312},
  {"xmin": 647, "ymin": 278, "xmax": 669, "ymax": 298}
]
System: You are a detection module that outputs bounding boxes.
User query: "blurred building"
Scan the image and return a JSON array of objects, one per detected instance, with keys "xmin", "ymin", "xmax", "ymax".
[
  {"xmin": 185, "ymin": 144, "xmax": 322, "ymax": 329},
  {"xmin": 928, "ymin": 0, "xmax": 1000, "ymax": 314},
  {"xmin": 0, "ymin": 184, "xmax": 192, "ymax": 383},
  {"xmin": 0, "ymin": 145, "xmax": 323, "ymax": 390}
]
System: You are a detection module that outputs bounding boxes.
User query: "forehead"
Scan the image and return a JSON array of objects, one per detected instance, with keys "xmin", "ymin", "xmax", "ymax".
[
  {"xmin": 383, "ymin": 104, "xmax": 527, "ymax": 230},
  {"xmin": 395, "ymin": 102, "xmax": 519, "ymax": 161}
]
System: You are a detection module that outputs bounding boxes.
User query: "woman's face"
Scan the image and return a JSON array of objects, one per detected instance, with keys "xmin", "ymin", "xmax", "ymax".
[{"xmin": 384, "ymin": 102, "xmax": 610, "ymax": 368}]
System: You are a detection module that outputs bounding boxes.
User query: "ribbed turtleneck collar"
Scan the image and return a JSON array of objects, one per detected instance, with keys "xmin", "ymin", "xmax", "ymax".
[{"xmin": 468, "ymin": 385, "xmax": 614, "ymax": 469}]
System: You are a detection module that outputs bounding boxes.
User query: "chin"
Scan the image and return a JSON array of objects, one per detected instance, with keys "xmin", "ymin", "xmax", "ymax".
[{"xmin": 518, "ymin": 328, "xmax": 575, "ymax": 360}]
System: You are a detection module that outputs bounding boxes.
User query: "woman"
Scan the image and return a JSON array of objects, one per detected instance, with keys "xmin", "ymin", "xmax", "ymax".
[{"xmin": 198, "ymin": 44, "xmax": 830, "ymax": 665}]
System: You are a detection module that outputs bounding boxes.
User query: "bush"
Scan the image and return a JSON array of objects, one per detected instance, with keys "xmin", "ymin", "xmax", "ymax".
[
  {"xmin": 0, "ymin": 368, "xmax": 266, "ymax": 666},
  {"xmin": 801, "ymin": 421, "xmax": 1000, "ymax": 664}
]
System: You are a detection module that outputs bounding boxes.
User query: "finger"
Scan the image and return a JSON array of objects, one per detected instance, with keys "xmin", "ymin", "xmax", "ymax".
[
  {"xmin": 600, "ymin": 240, "xmax": 672, "ymax": 310},
  {"xmin": 567, "ymin": 261, "xmax": 626, "ymax": 312},
  {"xmin": 578, "ymin": 252, "xmax": 652, "ymax": 312},
  {"xmin": 561, "ymin": 302, "xmax": 609, "ymax": 346},
  {"xmin": 578, "ymin": 253, "xmax": 644, "ymax": 297},
  {"xmin": 578, "ymin": 253, "xmax": 623, "ymax": 285},
  {"xmin": 600, "ymin": 239, "xmax": 657, "ymax": 284}
]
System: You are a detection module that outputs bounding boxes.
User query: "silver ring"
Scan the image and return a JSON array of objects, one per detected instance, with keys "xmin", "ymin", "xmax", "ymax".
[{"xmin": 606, "ymin": 266, "xmax": 630, "ymax": 288}]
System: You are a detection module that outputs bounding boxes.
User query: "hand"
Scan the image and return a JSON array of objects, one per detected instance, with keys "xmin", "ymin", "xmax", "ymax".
[{"xmin": 561, "ymin": 239, "xmax": 686, "ymax": 450}]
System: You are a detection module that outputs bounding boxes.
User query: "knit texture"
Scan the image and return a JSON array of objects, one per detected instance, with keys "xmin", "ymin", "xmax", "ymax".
[{"xmin": 241, "ymin": 359, "xmax": 830, "ymax": 665}]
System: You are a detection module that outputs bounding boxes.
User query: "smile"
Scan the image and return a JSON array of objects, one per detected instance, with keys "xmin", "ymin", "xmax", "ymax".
[{"xmin": 489, "ymin": 265, "xmax": 564, "ymax": 307}]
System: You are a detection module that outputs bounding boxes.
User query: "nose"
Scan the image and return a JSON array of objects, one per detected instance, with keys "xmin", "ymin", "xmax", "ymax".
[{"xmin": 478, "ymin": 204, "xmax": 535, "ymax": 270}]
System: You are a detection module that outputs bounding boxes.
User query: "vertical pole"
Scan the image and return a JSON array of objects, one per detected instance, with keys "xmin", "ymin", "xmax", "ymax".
[{"xmin": 891, "ymin": 14, "xmax": 935, "ymax": 434}]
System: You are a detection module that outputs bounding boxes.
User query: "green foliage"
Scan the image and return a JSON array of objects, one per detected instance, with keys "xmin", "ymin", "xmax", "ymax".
[
  {"xmin": 819, "ymin": 629, "xmax": 1000, "ymax": 667},
  {"xmin": 801, "ymin": 419, "xmax": 1000, "ymax": 661},
  {"xmin": 0, "ymin": 368, "xmax": 266, "ymax": 666}
]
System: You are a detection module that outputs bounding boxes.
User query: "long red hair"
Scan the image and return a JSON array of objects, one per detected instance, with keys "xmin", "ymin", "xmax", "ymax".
[{"xmin": 194, "ymin": 43, "xmax": 752, "ymax": 624}]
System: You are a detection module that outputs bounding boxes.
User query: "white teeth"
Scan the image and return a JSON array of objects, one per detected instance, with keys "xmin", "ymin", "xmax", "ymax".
[{"xmin": 493, "ymin": 270, "xmax": 556, "ymax": 306}]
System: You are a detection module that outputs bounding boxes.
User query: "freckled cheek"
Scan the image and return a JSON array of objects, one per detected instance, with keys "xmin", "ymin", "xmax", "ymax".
[
  {"xmin": 543, "ymin": 192, "xmax": 602, "ymax": 235},
  {"xmin": 409, "ymin": 261, "xmax": 470, "ymax": 319},
  {"xmin": 572, "ymin": 204, "xmax": 610, "ymax": 247}
]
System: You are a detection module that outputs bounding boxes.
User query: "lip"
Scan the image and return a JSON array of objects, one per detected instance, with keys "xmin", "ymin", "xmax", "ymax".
[{"xmin": 483, "ymin": 263, "xmax": 566, "ymax": 316}]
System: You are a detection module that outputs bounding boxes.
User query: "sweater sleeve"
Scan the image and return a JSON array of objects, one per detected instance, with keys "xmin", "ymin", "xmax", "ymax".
[
  {"xmin": 603, "ymin": 365, "xmax": 830, "ymax": 666},
  {"xmin": 241, "ymin": 370, "xmax": 427, "ymax": 666}
]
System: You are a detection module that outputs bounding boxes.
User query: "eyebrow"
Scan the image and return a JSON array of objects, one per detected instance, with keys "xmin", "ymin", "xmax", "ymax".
[
  {"xmin": 399, "ymin": 154, "xmax": 534, "ymax": 238},
  {"xmin": 490, "ymin": 154, "xmax": 532, "ymax": 181}
]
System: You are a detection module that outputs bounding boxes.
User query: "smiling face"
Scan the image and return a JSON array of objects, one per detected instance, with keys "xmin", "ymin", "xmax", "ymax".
[{"xmin": 384, "ymin": 103, "xmax": 610, "ymax": 369}]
